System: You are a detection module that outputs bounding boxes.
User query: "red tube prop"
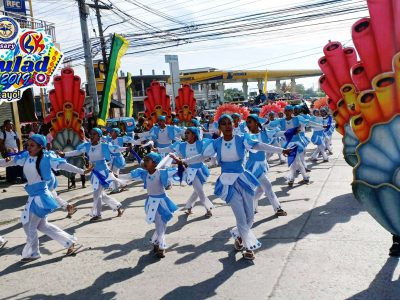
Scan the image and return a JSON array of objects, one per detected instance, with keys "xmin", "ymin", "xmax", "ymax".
[
  {"xmin": 351, "ymin": 62, "xmax": 372, "ymax": 91},
  {"xmin": 72, "ymin": 76, "xmax": 81, "ymax": 110},
  {"xmin": 318, "ymin": 56, "xmax": 340, "ymax": 93},
  {"xmin": 351, "ymin": 18, "xmax": 381, "ymax": 81},
  {"xmin": 319, "ymin": 75, "xmax": 341, "ymax": 103},
  {"xmin": 367, "ymin": 0, "xmax": 396, "ymax": 72},
  {"xmin": 393, "ymin": 0, "xmax": 400, "ymax": 52},
  {"xmin": 344, "ymin": 47, "xmax": 357, "ymax": 70},
  {"xmin": 323, "ymin": 41, "xmax": 352, "ymax": 88},
  {"xmin": 61, "ymin": 68, "xmax": 74, "ymax": 102}
]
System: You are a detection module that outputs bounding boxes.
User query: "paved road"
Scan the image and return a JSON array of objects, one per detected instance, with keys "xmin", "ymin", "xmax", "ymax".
[{"xmin": 0, "ymin": 134, "xmax": 398, "ymax": 299}]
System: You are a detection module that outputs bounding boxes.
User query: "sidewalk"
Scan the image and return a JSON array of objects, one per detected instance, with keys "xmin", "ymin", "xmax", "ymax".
[{"xmin": 0, "ymin": 134, "xmax": 398, "ymax": 299}]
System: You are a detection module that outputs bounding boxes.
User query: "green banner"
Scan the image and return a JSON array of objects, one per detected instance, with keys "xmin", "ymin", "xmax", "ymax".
[
  {"xmin": 97, "ymin": 34, "xmax": 129, "ymax": 126},
  {"xmin": 126, "ymin": 72, "xmax": 133, "ymax": 117}
]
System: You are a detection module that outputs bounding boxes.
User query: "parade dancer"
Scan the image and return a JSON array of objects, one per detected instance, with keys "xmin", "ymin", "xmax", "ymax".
[
  {"xmin": 104, "ymin": 127, "xmax": 140, "ymax": 193},
  {"xmin": 278, "ymin": 105, "xmax": 310, "ymax": 187},
  {"xmin": 0, "ymin": 134, "xmax": 91, "ymax": 262},
  {"xmin": 137, "ymin": 116, "xmax": 184, "ymax": 157},
  {"xmin": 245, "ymin": 114, "xmax": 287, "ymax": 216},
  {"xmin": 320, "ymin": 108, "xmax": 335, "ymax": 155},
  {"xmin": 120, "ymin": 152, "xmax": 178, "ymax": 258},
  {"xmin": 175, "ymin": 114, "xmax": 290, "ymax": 260},
  {"xmin": 232, "ymin": 113, "xmax": 248, "ymax": 136},
  {"xmin": 309, "ymin": 109, "xmax": 329, "ymax": 162},
  {"xmin": 161, "ymin": 127, "xmax": 214, "ymax": 217},
  {"xmin": 293, "ymin": 105, "xmax": 312, "ymax": 172},
  {"xmin": 57, "ymin": 128, "xmax": 125, "ymax": 222},
  {"xmin": 263, "ymin": 111, "xmax": 286, "ymax": 164}
]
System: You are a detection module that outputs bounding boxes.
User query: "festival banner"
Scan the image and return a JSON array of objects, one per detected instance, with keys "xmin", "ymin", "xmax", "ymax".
[
  {"xmin": 0, "ymin": 16, "xmax": 63, "ymax": 103},
  {"xmin": 97, "ymin": 33, "xmax": 129, "ymax": 126},
  {"xmin": 125, "ymin": 71, "xmax": 133, "ymax": 117}
]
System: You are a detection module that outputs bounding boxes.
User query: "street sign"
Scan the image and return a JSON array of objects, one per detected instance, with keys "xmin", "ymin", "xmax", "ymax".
[{"xmin": 3, "ymin": 0, "xmax": 27, "ymax": 15}]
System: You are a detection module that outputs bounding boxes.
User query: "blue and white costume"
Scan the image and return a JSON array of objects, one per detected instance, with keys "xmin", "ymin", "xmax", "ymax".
[
  {"xmin": 263, "ymin": 118, "xmax": 286, "ymax": 163},
  {"xmin": 245, "ymin": 131, "xmax": 284, "ymax": 214},
  {"xmin": 0, "ymin": 149, "xmax": 84, "ymax": 260},
  {"xmin": 159, "ymin": 135, "xmax": 214, "ymax": 212},
  {"xmin": 122, "ymin": 166, "xmax": 178, "ymax": 249},
  {"xmin": 310, "ymin": 114, "xmax": 329, "ymax": 161},
  {"xmin": 322, "ymin": 114, "xmax": 335, "ymax": 153},
  {"xmin": 276, "ymin": 115, "xmax": 310, "ymax": 183},
  {"xmin": 64, "ymin": 141, "xmax": 124, "ymax": 217},
  {"xmin": 203, "ymin": 121, "xmax": 219, "ymax": 139},
  {"xmin": 233, "ymin": 121, "xmax": 248, "ymax": 136},
  {"xmin": 138, "ymin": 124, "xmax": 183, "ymax": 157},
  {"xmin": 104, "ymin": 130, "xmax": 141, "ymax": 192},
  {"xmin": 183, "ymin": 132, "xmax": 283, "ymax": 251}
]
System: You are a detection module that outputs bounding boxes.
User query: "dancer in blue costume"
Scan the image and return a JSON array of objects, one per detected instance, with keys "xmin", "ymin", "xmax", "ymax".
[
  {"xmin": 120, "ymin": 152, "xmax": 178, "ymax": 258},
  {"xmin": 57, "ymin": 128, "xmax": 125, "ymax": 222},
  {"xmin": 245, "ymin": 114, "xmax": 287, "ymax": 216},
  {"xmin": 0, "ymin": 134, "xmax": 91, "ymax": 262},
  {"xmin": 272, "ymin": 105, "xmax": 310, "ymax": 187},
  {"xmin": 232, "ymin": 113, "xmax": 248, "ymax": 136},
  {"xmin": 104, "ymin": 127, "xmax": 141, "ymax": 193},
  {"xmin": 161, "ymin": 127, "xmax": 214, "ymax": 217},
  {"xmin": 174, "ymin": 114, "xmax": 290, "ymax": 260},
  {"xmin": 309, "ymin": 109, "xmax": 329, "ymax": 162},
  {"xmin": 320, "ymin": 108, "xmax": 335, "ymax": 155},
  {"xmin": 137, "ymin": 116, "xmax": 184, "ymax": 156}
]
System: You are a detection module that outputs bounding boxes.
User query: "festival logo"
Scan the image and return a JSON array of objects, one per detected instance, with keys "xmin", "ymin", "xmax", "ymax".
[{"xmin": 0, "ymin": 16, "xmax": 63, "ymax": 103}]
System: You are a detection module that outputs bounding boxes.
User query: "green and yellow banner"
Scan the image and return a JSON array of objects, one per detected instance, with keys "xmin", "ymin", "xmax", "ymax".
[
  {"xmin": 125, "ymin": 72, "xmax": 133, "ymax": 117},
  {"xmin": 97, "ymin": 33, "xmax": 129, "ymax": 126}
]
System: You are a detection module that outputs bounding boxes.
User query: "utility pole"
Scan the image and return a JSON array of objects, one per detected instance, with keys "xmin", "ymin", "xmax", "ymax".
[
  {"xmin": 78, "ymin": 0, "xmax": 99, "ymax": 115},
  {"xmin": 88, "ymin": 0, "xmax": 111, "ymax": 73}
]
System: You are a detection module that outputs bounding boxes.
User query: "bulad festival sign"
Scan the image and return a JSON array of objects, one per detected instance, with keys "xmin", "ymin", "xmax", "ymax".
[{"xmin": 0, "ymin": 16, "xmax": 63, "ymax": 104}]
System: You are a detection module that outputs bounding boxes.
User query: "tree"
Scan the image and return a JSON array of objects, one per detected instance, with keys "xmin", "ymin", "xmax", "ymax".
[{"xmin": 224, "ymin": 88, "xmax": 244, "ymax": 102}]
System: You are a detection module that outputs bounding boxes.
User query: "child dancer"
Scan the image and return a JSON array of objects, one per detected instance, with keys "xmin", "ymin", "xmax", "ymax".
[
  {"xmin": 120, "ymin": 152, "xmax": 178, "ymax": 258},
  {"xmin": 58, "ymin": 128, "xmax": 125, "ymax": 222},
  {"xmin": 245, "ymin": 114, "xmax": 287, "ymax": 216},
  {"xmin": 263, "ymin": 111, "xmax": 285, "ymax": 164},
  {"xmin": 0, "ymin": 134, "xmax": 91, "ymax": 262},
  {"xmin": 105, "ymin": 127, "xmax": 140, "ymax": 193},
  {"xmin": 175, "ymin": 115, "xmax": 289, "ymax": 260},
  {"xmin": 309, "ymin": 109, "xmax": 329, "ymax": 162},
  {"xmin": 159, "ymin": 127, "xmax": 214, "ymax": 217},
  {"xmin": 320, "ymin": 108, "xmax": 335, "ymax": 155},
  {"xmin": 232, "ymin": 113, "xmax": 248, "ymax": 136},
  {"xmin": 137, "ymin": 116, "xmax": 184, "ymax": 155},
  {"xmin": 278, "ymin": 105, "xmax": 310, "ymax": 187}
]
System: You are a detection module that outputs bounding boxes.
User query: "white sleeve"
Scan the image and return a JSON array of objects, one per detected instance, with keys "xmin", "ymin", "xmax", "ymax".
[
  {"xmin": 0, "ymin": 158, "xmax": 15, "ymax": 167},
  {"xmin": 248, "ymin": 141, "xmax": 283, "ymax": 154},
  {"xmin": 56, "ymin": 161, "xmax": 85, "ymax": 175},
  {"xmin": 64, "ymin": 149, "xmax": 86, "ymax": 157}
]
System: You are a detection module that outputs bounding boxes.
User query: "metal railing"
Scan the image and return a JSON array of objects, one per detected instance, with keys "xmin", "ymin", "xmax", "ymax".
[{"xmin": 0, "ymin": 10, "xmax": 56, "ymax": 41}]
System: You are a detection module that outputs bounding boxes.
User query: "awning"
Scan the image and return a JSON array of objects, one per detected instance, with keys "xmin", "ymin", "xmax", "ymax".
[{"xmin": 110, "ymin": 99, "xmax": 125, "ymax": 109}]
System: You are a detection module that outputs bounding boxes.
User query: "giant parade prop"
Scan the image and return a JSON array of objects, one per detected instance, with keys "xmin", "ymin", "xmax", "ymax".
[{"xmin": 318, "ymin": 0, "xmax": 400, "ymax": 235}]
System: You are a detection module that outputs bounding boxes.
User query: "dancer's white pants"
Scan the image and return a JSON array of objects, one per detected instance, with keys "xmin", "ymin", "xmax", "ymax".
[
  {"xmin": 22, "ymin": 213, "xmax": 76, "ymax": 259},
  {"xmin": 151, "ymin": 212, "xmax": 167, "ymax": 249},
  {"xmin": 92, "ymin": 185, "xmax": 121, "ymax": 217},
  {"xmin": 311, "ymin": 144, "xmax": 328, "ymax": 161},
  {"xmin": 254, "ymin": 174, "xmax": 281, "ymax": 213},
  {"xmin": 287, "ymin": 155, "xmax": 309, "ymax": 182},
  {"xmin": 229, "ymin": 182, "xmax": 261, "ymax": 251},
  {"xmin": 185, "ymin": 176, "xmax": 214, "ymax": 211},
  {"xmin": 111, "ymin": 167, "xmax": 120, "ymax": 192}
]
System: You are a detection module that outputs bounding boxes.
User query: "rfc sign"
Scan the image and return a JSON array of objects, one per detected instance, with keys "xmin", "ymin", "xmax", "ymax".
[{"xmin": 4, "ymin": 0, "xmax": 27, "ymax": 15}]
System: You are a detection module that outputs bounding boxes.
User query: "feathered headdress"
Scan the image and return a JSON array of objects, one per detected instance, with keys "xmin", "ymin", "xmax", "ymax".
[{"xmin": 213, "ymin": 103, "xmax": 250, "ymax": 122}]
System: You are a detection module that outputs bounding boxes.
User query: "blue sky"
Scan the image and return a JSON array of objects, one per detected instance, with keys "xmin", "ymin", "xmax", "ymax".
[{"xmin": 30, "ymin": 0, "xmax": 368, "ymax": 91}]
